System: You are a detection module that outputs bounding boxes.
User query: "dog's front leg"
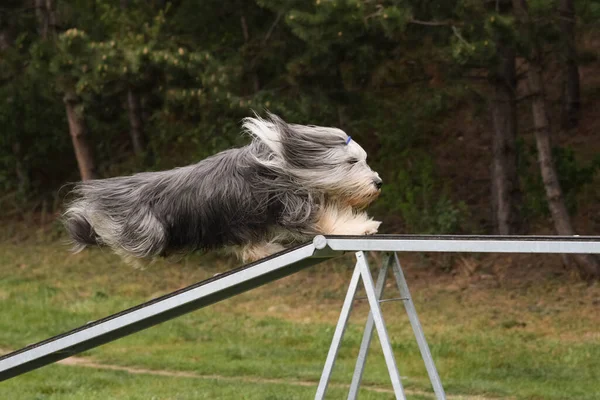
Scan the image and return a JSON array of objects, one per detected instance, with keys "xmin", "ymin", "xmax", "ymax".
[
  {"xmin": 313, "ymin": 203, "xmax": 381, "ymax": 236},
  {"xmin": 233, "ymin": 241, "xmax": 287, "ymax": 263}
]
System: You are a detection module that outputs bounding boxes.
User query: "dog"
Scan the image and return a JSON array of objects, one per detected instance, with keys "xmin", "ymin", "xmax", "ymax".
[{"xmin": 63, "ymin": 113, "xmax": 382, "ymax": 264}]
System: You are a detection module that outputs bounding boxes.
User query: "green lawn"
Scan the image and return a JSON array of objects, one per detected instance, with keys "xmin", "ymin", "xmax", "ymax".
[{"xmin": 1, "ymin": 242, "xmax": 599, "ymax": 399}]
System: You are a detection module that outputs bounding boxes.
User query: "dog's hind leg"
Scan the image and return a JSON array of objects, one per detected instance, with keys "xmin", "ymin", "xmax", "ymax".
[
  {"xmin": 116, "ymin": 207, "xmax": 168, "ymax": 260},
  {"xmin": 63, "ymin": 202, "xmax": 100, "ymax": 252},
  {"xmin": 313, "ymin": 203, "xmax": 381, "ymax": 236}
]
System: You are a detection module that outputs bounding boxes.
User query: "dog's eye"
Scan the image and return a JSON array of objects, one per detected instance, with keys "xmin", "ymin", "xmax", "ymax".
[{"xmin": 348, "ymin": 158, "xmax": 359, "ymax": 165}]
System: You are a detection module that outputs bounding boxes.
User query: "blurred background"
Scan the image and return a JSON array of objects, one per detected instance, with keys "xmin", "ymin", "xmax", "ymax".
[
  {"xmin": 1, "ymin": 1, "xmax": 600, "ymax": 274},
  {"xmin": 0, "ymin": 2, "xmax": 600, "ymax": 399}
]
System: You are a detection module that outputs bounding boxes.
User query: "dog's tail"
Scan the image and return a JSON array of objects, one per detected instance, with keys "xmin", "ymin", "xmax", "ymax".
[{"xmin": 62, "ymin": 203, "xmax": 100, "ymax": 252}]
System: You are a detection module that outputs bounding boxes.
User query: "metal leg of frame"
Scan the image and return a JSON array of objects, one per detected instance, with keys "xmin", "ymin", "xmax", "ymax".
[
  {"xmin": 355, "ymin": 251, "xmax": 406, "ymax": 400},
  {"xmin": 391, "ymin": 253, "xmax": 446, "ymax": 400},
  {"xmin": 315, "ymin": 261, "xmax": 362, "ymax": 400},
  {"xmin": 319, "ymin": 252, "xmax": 443, "ymax": 400},
  {"xmin": 347, "ymin": 254, "xmax": 392, "ymax": 399}
]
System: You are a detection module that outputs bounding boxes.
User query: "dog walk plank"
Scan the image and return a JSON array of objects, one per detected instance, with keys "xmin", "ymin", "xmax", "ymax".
[{"xmin": 0, "ymin": 240, "xmax": 331, "ymax": 381}]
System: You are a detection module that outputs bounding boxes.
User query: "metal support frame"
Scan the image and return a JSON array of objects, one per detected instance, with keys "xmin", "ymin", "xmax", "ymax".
[
  {"xmin": 1, "ymin": 234, "xmax": 599, "ymax": 396},
  {"xmin": 316, "ymin": 251, "xmax": 445, "ymax": 400}
]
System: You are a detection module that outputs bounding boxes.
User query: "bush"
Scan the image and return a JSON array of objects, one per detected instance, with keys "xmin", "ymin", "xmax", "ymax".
[{"xmin": 374, "ymin": 152, "xmax": 467, "ymax": 234}]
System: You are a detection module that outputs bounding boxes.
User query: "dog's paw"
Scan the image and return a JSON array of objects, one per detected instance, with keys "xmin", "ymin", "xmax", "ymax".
[
  {"xmin": 362, "ymin": 220, "xmax": 382, "ymax": 235},
  {"xmin": 315, "ymin": 205, "xmax": 382, "ymax": 236},
  {"xmin": 236, "ymin": 242, "xmax": 286, "ymax": 263}
]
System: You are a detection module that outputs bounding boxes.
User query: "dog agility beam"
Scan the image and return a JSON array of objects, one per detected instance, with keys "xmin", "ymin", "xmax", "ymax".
[
  {"xmin": 0, "ymin": 240, "xmax": 333, "ymax": 381},
  {"xmin": 1, "ymin": 235, "xmax": 599, "ymax": 398},
  {"xmin": 322, "ymin": 234, "xmax": 600, "ymax": 253}
]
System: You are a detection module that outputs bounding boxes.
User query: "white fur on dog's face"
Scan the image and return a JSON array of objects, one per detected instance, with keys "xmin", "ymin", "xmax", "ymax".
[
  {"xmin": 337, "ymin": 137, "xmax": 381, "ymax": 209},
  {"xmin": 243, "ymin": 113, "xmax": 381, "ymax": 209}
]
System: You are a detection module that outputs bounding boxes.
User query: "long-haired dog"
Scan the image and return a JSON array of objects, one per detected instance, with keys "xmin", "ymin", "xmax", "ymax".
[{"xmin": 63, "ymin": 113, "xmax": 382, "ymax": 264}]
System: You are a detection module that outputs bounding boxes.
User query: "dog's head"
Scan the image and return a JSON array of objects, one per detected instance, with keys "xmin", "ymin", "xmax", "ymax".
[{"xmin": 243, "ymin": 113, "xmax": 381, "ymax": 209}]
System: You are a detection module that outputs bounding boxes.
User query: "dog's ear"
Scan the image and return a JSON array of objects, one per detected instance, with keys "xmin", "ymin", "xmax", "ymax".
[
  {"xmin": 276, "ymin": 117, "xmax": 347, "ymax": 169},
  {"xmin": 242, "ymin": 114, "xmax": 284, "ymax": 157},
  {"xmin": 244, "ymin": 113, "xmax": 348, "ymax": 169}
]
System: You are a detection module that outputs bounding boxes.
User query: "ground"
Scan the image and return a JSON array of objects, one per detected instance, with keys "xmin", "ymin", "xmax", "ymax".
[{"xmin": 0, "ymin": 241, "xmax": 599, "ymax": 399}]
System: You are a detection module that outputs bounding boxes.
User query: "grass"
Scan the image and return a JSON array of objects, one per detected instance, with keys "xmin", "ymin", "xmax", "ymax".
[{"xmin": 1, "ymin": 240, "xmax": 600, "ymax": 399}]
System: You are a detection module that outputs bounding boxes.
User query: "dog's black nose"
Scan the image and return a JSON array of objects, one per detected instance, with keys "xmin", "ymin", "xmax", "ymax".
[{"xmin": 373, "ymin": 178, "xmax": 383, "ymax": 189}]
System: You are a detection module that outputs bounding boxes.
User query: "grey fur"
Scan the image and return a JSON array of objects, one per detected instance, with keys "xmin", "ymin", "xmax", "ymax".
[{"xmin": 63, "ymin": 113, "xmax": 382, "ymax": 262}]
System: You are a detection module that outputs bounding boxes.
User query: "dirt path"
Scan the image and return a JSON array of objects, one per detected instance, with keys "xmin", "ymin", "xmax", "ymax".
[
  {"xmin": 1, "ymin": 347, "xmax": 496, "ymax": 399},
  {"xmin": 56, "ymin": 355, "xmax": 495, "ymax": 400}
]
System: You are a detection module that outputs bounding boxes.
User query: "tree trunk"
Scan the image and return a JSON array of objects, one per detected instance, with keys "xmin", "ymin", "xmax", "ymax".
[
  {"xmin": 11, "ymin": 93, "xmax": 29, "ymax": 193},
  {"xmin": 35, "ymin": 0, "xmax": 48, "ymax": 39},
  {"xmin": 559, "ymin": 0, "xmax": 580, "ymax": 129},
  {"xmin": 39, "ymin": 0, "xmax": 96, "ymax": 181},
  {"xmin": 35, "ymin": 0, "xmax": 57, "ymax": 40},
  {"xmin": 528, "ymin": 64, "xmax": 573, "ymax": 235},
  {"xmin": 1, "ymin": 15, "xmax": 28, "ymax": 192},
  {"xmin": 0, "ymin": 26, "xmax": 14, "ymax": 51},
  {"xmin": 530, "ymin": 66, "xmax": 599, "ymax": 279},
  {"xmin": 12, "ymin": 139, "xmax": 29, "ymax": 194},
  {"xmin": 64, "ymin": 92, "xmax": 97, "ymax": 181},
  {"xmin": 490, "ymin": 46, "xmax": 521, "ymax": 234},
  {"xmin": 126, "ymin": 88, "xmax": 146, "ymax": 156},
  {"xmin": 46, "ymin": 0, "xmax": 57, "ymax": 40},
  {"xmin": 513, "ymin": 0, "xmax": 600, "ymax": 279},
  {"xmin": 240, "ymin": 15, "xmax": 260, "ymax": 93}
]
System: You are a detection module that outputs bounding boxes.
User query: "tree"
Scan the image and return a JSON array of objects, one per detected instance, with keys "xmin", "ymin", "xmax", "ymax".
[
  {"xmin": 45, "ymin": 2, "xmax": 230, "ymax": 174},
  {"xmin": 36, "ymin": 0, "xmax": 98, "ymax": 181},
  {"xmin": 120, "ymin": 1, "xmax": 147, "ymax": 157},
  {"xmin": 52, "ymin": 27, "xmax": 98, "ymax": 181},
  {"xmin": 489, "ymin": 1, "xmax": 521, "ymax": 235},
  {"xmin": 512, "ymin": 0, "xmax": 600, "ymax": 278},
  {"xmin": 490, "ymin": 44, "xmax": 520, "ymax": 235},
  {"xmin": 1, "ymin": 0, "xmax": 598, "ymax": 281},
  {"xmin": 422, "ymin": 0, "xmax": 523, "ymax": 235},
  {"xmin": 0, "ymin": 2, "xmax": 28, "ymax": 193},
  {"xmin": 0, "ymin": 0, "xmax": 68, "ymax": 194},
  {"xmin": 559, "ymin": 0, "xmax": 580, "ymax": 129},
  {"xmin": 126, "ymin": 87, "xmax": 146, "ymax": 157},
  {"xmin": 63, "ymin": 90, "xmax": 98, "ymax": 180}
]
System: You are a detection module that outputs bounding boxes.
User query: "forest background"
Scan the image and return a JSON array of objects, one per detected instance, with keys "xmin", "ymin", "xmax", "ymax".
[{"xmin": 1, "ymin": 0, "xmax": 600, "ymax": 279}]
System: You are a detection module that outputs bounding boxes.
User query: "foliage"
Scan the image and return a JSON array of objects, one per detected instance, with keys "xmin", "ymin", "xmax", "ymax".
[
  {"xmin": 0, "ymin": 0, "xmax": 598, "ymax": 236},
  {"xmin": 376, "ymin": 152, "xmax": 467, "ymax": 234}
]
